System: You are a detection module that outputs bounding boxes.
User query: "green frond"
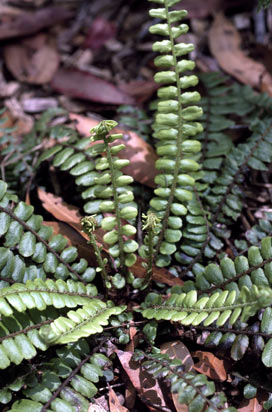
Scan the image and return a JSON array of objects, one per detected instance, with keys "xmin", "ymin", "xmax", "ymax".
[
  {"xmin": 3, "ymin": 339, "xmax": 113, "ymax": 412},
  {"xmin": 0, "ymin": 180, "xmax": 97, "ymax": 287},
  {"xmin": 190, "ymin": 236, "xmax": 272, "ymax": 292},
  {"xmin": 0, "ymin": 278, "xmax": 123, "ymax": 368},
  {"xmin": 134, "ymin": 351, "xmax": 236, "ymax": 412},
  {"xmin": 0, "ymin": 108, "xmax": 71, "ymax": 195},
  {"xmin": 148, "ymin": 0, "xmax": 203, "ymax": 267},
  {"xmin": 88, "ymin": 121, "xmax": 138, "ymax": 274},
  {"xmin": 39, "ymin": 302, "xmax": 126, "ymax": 345},
  {"xmin": 141, "ymin": 285, "xmax": 272, "ymax": 327}
]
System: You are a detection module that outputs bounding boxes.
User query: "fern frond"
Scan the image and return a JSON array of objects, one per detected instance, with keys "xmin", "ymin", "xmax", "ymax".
[
  {"xmin": 141, "ymin": 284, "xmax": 272, "ymax": 327},
  {"xmin": 39, "ymin": 301, "xmax": 125, "ymax": 344},
  {"xmin": 0, "ymin": 180, "xmax": 97, "ymax": 287},
  {"xmin": 134, "ymin": 350, "xmax": 236, "ymax": 412},
  {"xmin": 0, "ymin": 108, "xmax": 70, "ymax": 194},
  {"xmin": 191, "ymin": 236, "xmax": 272, "ymax": 292},
  {"xmin": 88, "ymin": 121, "xmax": 138, "ymax": 274},
  {"xmin": 3, "ymin": 339, "xmax": 113, "ymax": 412},
  {"xmin": 0, "ymin": 278, "xmax": 123, "ymax": 368},
  {"xmin": 148, "ymin": 0, "xmax": 203, "ymax": 267}
]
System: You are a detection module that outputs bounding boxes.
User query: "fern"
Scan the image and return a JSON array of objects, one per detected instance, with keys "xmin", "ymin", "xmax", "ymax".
[
  {"xmin": 147, "ymin": 0, "xmax": 203, "ymax": 267},
  {"xmin": 1, "ymin": 0, "xmax": 272, "ymax": 410},
  {"xmin": 134, "ymin": 351, "xmax": 236, "ymax": 412},
  {"xmin": 2, "ymin": 339, "xmax": 113, "ymax": 412}
]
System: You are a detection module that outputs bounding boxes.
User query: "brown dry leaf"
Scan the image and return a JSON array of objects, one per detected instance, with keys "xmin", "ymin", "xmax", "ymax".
[
  {"xmin": 69, "ymin": 113, "xmax": 157, "ymax": 188},
  {"xmin": 209, "ymin": 13, "xmax": 272, "ymax": 95},
  {"xmin": 115, "ymin": 350, "xmax": 168, "ymax": 412},
  {"xmin": 161, "ymin": 341, "xmax": 194, "ymax": 412},
  {"xmin": 108, "ymin": 386, "xmax": 129, "ymax": 412},
  {"xmin": 4, "ymin": 33, "xmax": 59, "ymax": 84},
  {"xmin": 37, "ymin": 188, "xmax": 105, "ymax": 245},
  {"xmin": 51, "ymin": 68, "xmax": 134, "ymax": 105},
  {"xmin": 238, "ymin": 398, "xmax": 263, "ymax": 412},
  {"xmin": 192, "ymin": 351, "xmax": 227, "ymax": 382},
  {"xmin": 2, "ymin": 100, "xmax": 33, "ymax": 136}
]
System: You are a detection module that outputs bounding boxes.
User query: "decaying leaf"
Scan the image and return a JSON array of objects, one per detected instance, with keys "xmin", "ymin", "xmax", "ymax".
[
  {"xmin": 4, "ymin": 33, "xmax": 59, "ymax": 84},
  {"xmin": 69, "ymin": 113, "xmax": 157, "ymax": 188},
  {"xmin": 84, "ymin": 17, "xmax": 116, "ymax": 51},
  {"xmin": 115, "ymin": 350, "xmax": 168, "ymax": 412},
  {"xmin": 209, "ymin": 13, "xmax": 272, "ymax": 95},
  {"xmin": 108, "ymin": 386, "xmax": 129, "ymax": 412},
  {"xmin": 51, "ymin": 68, "xmax": 134, "ymax": 105},
  {"xmin": 238, "ymin": 397, "xmax": 263, "ymax": 412},
  {"xmin": 192, "ymin": 351, "xmax": 227, "ymax": 381}
]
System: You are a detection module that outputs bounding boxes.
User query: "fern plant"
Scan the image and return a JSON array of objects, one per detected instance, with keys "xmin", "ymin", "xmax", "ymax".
[{"xmin": 1, "ymin": 0, "xmax": 272, "ymax": 411}]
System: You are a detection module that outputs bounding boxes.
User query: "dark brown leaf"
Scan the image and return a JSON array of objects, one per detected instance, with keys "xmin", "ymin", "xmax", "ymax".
[
  {"xmin": 0, "ymin": 6, "xmax": 72, "ymax": 40},
  {"xmin": 84, "ymin": 17, "xmax": 116, "ymax": 51}
]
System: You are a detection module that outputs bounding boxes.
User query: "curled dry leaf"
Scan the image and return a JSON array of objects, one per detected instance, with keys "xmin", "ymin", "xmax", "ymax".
[
  {"xmin": 115, "ymin": 350, "xmax": 168, "ymax": 412},
  {"xmin": 209, "ymin": 13, "xmax": 272, "ymax": 95},
  {"xmin": 4, "ymin": 33, "xmax": 59, "ymax": 84},
  {"xmin": 161, "ymin": 341, "xmax": 194, "ymax": 412},
  {"xmin": 192, "ymin": 351, "xmax": 227, "ymax": 382},
  {"xmin": 51, "ymin": 68, "xmax": 134, "ymax": 105},
  {"xmin": 108, "ymin": 386, "xmax": 129, "ymax": 412},
  {"xmin": 69, "ymin": 113, "xmax": 157, "ymax": 188}
]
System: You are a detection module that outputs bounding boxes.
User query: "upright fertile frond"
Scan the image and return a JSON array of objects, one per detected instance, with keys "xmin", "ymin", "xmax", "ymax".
[
  {"xmin": 148, "ymin": 0, "xmax": 203, "ymax": 267},
  {"xmin": 89, "ymin": 121, "xmax": 138, "ymax": 275}
]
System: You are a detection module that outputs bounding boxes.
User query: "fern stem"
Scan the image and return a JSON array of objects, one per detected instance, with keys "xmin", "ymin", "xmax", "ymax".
[
  {"xmin": 153, "ymin": 300, "xmax": 258, "ymax": 313},
  {"xmin": 193, "ymin": 324, "xmax": 272, "ymax": 338},
  {"xmin": 154, "ymin": 1, "xmax": 184, "ymax": 259},
  {"xmin": 104, "ymin": 140, "xmax": 126, "ymax": 272},
  {"xmin": 0, "ymin": 204, "xmax": 85, "ymax": 284},
  {"xmin": 0, "ymin": 319, "xmax": 53, "ymax": 343},
  {"xmin": 40, "ymin": 339, "xmax": 107, "ymax": 412},
  {"xmin": 40, "ymin": 352, "xmax": 93, "ymax": 412},
  {"xmin": 85, "ymin": 230, "xmax": 111, "ymax": 291}
]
